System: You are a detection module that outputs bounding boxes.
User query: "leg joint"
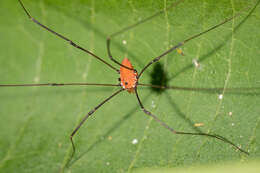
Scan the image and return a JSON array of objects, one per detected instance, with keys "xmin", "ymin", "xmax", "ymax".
[{"xmin": 70, "ymin": 41, "xmax": 76, "ymax": 47}]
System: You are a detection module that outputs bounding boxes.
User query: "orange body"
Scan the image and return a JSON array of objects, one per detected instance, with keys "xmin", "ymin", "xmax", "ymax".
[{"xmin": 120, "ymin": 58, "xmax": 138, "ymax": 93}]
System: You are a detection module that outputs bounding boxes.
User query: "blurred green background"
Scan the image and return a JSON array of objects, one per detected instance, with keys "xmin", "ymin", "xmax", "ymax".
[{"xmin": 0, "ymin": 0, "xmax": 259, "ymax": 172}]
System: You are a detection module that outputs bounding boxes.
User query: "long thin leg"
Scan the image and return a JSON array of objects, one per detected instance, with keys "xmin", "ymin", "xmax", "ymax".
[
  {"xmin": 18, "ymin": 0, "xmax": 119, "ymax": 73},
  {"xmin": 0, "ymin": 82, "xmax": 120, "ymax": 87},
  {"xmin": 106, "ymin": 0, "xmax": 184, "ymax": 70},
  {"xmin": 70, "ymin": 88, "xmax": 124, "ymax": 157},
  {"xmin": 138, "ymin": 3, "xmax": 258, "ymax": 78},
  {"xmin": 134, "ymin": 87, "xmax": 249, "ymax": 155}
]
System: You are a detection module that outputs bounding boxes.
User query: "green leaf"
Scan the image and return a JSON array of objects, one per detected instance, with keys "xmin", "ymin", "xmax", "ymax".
[
  {"xmin": 133, "ymin": 160, "xmax": 260, "ymax": 173},
  {"xmin": 0, "ymin": 0, "xmax": 259, "ymax": 172}
]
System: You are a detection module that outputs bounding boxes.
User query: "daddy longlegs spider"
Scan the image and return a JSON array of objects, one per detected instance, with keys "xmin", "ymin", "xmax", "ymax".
[{"xmin": 1, "ymin": 0, "xmax": 259, "ymax": 158}]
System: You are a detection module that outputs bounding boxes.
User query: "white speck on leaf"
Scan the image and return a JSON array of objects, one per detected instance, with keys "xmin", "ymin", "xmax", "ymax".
[
  {"xmin": 122, "ymin": 40, "xmax": 127, "ymax": 45},
  {"xmin": 132, "ymin": 138, "xmax": 138, "ymax": 145},
  {"xmin": 192, "ymin": 59, "xmax": 200, "ymax": 68},
  {"xmin": 218, "ymin": 94, "xmax": 223, "ymax": 100}
]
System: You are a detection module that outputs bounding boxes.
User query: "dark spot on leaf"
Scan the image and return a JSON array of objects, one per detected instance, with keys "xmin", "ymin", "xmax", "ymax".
[{"xmin": 150, "ymin": 63, "xmax": 169, "ymax": 94}]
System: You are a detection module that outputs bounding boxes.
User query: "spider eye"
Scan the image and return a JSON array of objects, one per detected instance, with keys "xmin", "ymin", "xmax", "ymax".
[{"xmin": 125, "ymin": 82, "xmax": 128, "ymax": 85}]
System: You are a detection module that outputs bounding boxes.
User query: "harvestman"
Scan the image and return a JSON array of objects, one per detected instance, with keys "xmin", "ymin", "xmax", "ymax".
[{"xmin": 1, "ymin": 0, "xmax": 258, "ymax": 156}]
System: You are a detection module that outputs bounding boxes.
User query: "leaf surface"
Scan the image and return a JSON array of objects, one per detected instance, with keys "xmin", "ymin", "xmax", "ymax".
[{"xmin": 0, "ymin": 0, "xmax": 260, "ymax": 172}]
